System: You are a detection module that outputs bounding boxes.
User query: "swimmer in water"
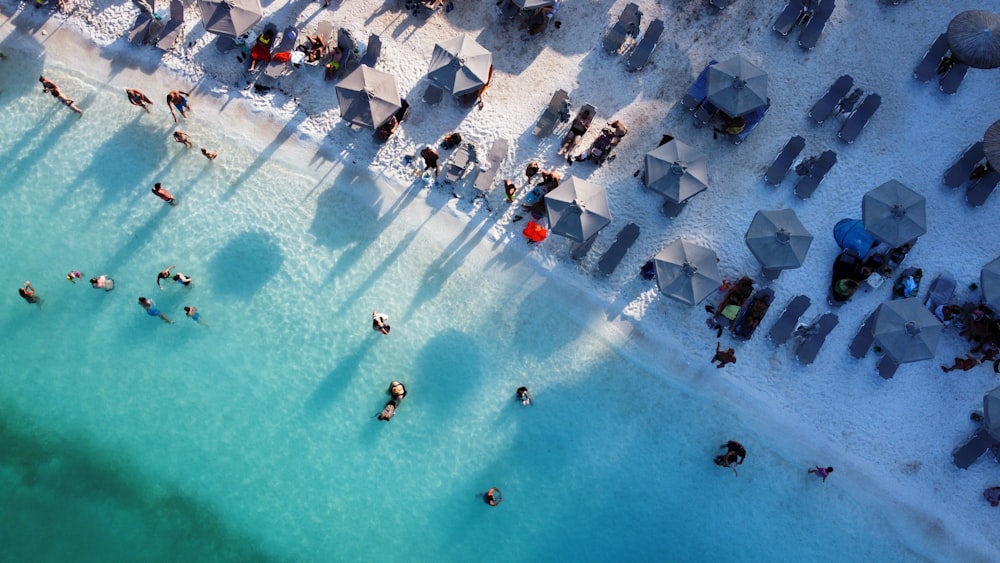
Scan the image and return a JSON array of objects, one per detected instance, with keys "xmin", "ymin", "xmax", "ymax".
[
  {"xmin": 173, "ymin": 272, "xmax": 192, "ymax": 286},
  {"xmin": 372, "ymin": 311, "xmax": 391, "ymax": 335},
  {"xmin": 125, "ymin": 88, "xmax": 153, "ymax": 112},
  {"xmin": 18, "ymin": 281, "xmax": 41, "ymax": 305},
  {"xmin": 90, "ymin": 275, "xmax": 115, "ymax": 291},
  {"xmin": 516, "ymin": 386, "xmax": 532, "ymax": 406},
  {"xmin": 138, "ymin": 296, "xmax": 174, "ymax": 324},
  {"xmin": 200, "ymin": 148, "xmax": 218, "ymax": 161},
  {"xmin": 484, "ymin": 487, "xmax": 502, "ymax": 507},
  {"xmin": 173, "ymin": 131, "xmax": 193, "ymax": 148},
  {"xmin": 151, "ymin": 183, "xmax": 177, "ymax": 206},
  {"xmin": 183, "ymin": 306, "xmax": 207, "ymax": 325},
  {"xmin": 157, "ymin": 266, "xmax": 175, "ymax": 290},
  {"xmin": 166, "ymin": 89, "xmax": 190, "ymax": 122},
  {"xmin": 66, "ymin": 271, "xmax": 83, "ymax": 284}
]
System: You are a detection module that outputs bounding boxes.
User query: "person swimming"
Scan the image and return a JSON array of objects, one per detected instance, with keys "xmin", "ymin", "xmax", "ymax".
[
  {"xmin": 484, "ymin": 487, "xmax": 502, "ymax": 506},
  {"xmin": 138, "ymin": 296, "xmax": 174, "ymax": 323},
  {"xmin": 90, "ymin": 275, "xmax": 114, "ymax": 291},
  {"xmin": 157, "ymin": 266, "xmax": 175, "ymax": 289},
  {"xmin": 389, "ymin": 381, "xmax": 406, "ymax": 402},
  {"xmin": 183, "ymin": 306, "xmax": 207, "ymax": 325},
  {"xmin": 516, "ymin": 386, "xmax": 532, "ymax": 406},
  {"xmin": 372, "ymin": 311, "xmax": 391, "ymax": 335},
  {"xmin": 173, "ymin": 273, "xmax": 192, "ymax": 286},
  {"xmin": 66, "ymin": 270, "xmax": 82, "ymax": 283},
  {"xmin": 18, "ymin": 281, "xmax": 40, "ymax": 305}
]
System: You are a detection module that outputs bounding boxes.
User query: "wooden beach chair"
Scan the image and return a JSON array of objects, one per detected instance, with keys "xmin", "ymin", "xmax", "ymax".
[
  {"xmin": 794, "ymin": 150, "xmax": 837, "ymax": 199},
  {"xmin": 625, "ymin": 18, "xmax": 664, "ymax": 72},
  {"xmin": 808, "ymin": 74, "xmax": 853, "ymax": 124},
  {"xmin": 155, "ymin": 0, "xmax": 185, "ymax": 51},
  {"xmin": 913, "ymin": 33, "xmax": 949, "ymax": 82},
  {"xmin": 603, "ymin": 2, "xmax": 641, "ymax": 55},
  {"xmin": 768, "ymin": 295, "xmax": 811, "ymax": 346},
  {"xmin": 848, "ymin": 309, "xmax": 877, "ymax": 359},
  {"xmin": 472, "ymin": 138, "xmax": 509, "ymax": 196},
  {"xmin": 943, "ymin": 142, "xmax": 985, "ymax": 188},
  {"xmin": 797, "ymin": 0, "xmax": 835, "ymax": 51},
  {"xmin": 597, "ymin": 223, "xmax": 640, "ymax": 276},
  {"xmin": 533, "ymin": 89, "xmax": 570, "ymax": 137},
  {"xmin": 837, "ymin": 94, "xmax": 880, "ymax": 144},
  {"xmin": 966, "ymin": 169, "xmax": 1000, "ymax": 207},
  {"xmin": 794, "ymin": 313, "xmax": 839, "ymax": 365},
  {"xmin": 765, "ymin": 135, "xmax": 806, "ymax": 185}
]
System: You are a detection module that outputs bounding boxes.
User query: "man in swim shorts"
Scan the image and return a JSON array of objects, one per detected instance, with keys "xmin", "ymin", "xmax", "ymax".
[
  {"xmin": 372, "ymin": 312, "xmax": 391, "ymax": 335},
  {"xmin": 201, "ymin": 148, "xmax": 218, "ymax": 161},
  {"xmin": 173, "ymin": 131, "xmax": 193, "ymax": 148},
  {"xmin": 173, "ymin": 272, "xmax": 192, "ymax": 286},
  {"xmin": 126, "ymin": 88, "xmax": 153, "ymax": 112},
  {"xmin": 152, "ymin": 183, "xmax": 177, "ymax": 206},
  {"xmin": 516, "ymin": 387, "xmax": 532, "ymax": 406},
  {"xmin": 138, "ymin": 296, "xmax": 174, "ymax": 323},
  {"xmin": 183, "ymin": 306, "xmax": 207, "ymax": 325},
  {"xmin": 90, "ymin": 275, "xmax": 114, "ymax": 291},
  {"xmin": 166, "ymin": 90, "xmax": 190, "ymax": 122}
]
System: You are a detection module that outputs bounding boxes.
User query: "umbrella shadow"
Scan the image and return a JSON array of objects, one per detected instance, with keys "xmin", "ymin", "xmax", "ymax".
[
  {"xmin": 207, "ymin": 230, "xmax": 285, "ymax": 300},
  {"xmin": 412, "ymin": 328, "xmax": 486, "ymax": 420}
]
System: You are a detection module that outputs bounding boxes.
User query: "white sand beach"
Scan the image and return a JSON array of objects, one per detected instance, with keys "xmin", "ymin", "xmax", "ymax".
[{"xmin": 3, "ymin": 0, "xmax": 1000, "ymax": 557}]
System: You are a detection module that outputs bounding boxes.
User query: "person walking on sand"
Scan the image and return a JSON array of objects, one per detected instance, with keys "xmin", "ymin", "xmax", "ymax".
[
  {"xmin": 420, "ymin": 146, "xmax": 440, "ymax": 177},
  {"xmin": 126, "ymin": 88, "xmax": 153, "ymax": 112},
  {"xmin": 138, "ymin": 296, "xmax": 174, "ymax": 324},
  {"xmin": 151, "ymin": 183, "xmax": 177, "ymax": 206},
  {"xmin": 173, "ymin": 131, "xmax": 193, "ymax": 148},
  {"xmin": 201, "ymin": 148, "xmax": 218, "ymax": 161},
  {"xmin": 808, "ymin": 466, "xmax": 834, "ymax": 482},
  {"xmin": 525, "ymin": 161, "xmax": 539, "ymax": 184},
  {"xmin": 166, "ymin": 90, "xmax": 190, "ymax": 122},
  {"xmin": 157, "ymin": 266, "xmax": 175, "ymax": 290},
  {"xmin": 18, "ymin": 281, "xmax": 41, "ymax": 305},
  {"xmin": 711, "ymin": 342, "xmax": 736, "ymax": 368},
  {"xmin": 183, "ymin": 306, "xmax": 207, "ymax": 325}
]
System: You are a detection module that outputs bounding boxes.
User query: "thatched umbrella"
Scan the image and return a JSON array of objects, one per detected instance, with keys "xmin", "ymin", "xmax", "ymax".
[{"xmin": 947, "ymin": 10, "xmax": 1000, "ymax": 70}]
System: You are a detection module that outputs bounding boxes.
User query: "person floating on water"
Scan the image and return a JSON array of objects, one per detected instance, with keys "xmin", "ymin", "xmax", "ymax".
[
  {"xmin": 714, "ymin": 440, "xmax": 746, "ymax": 477},
  {"xmin": 173, "ymin": 131, "xmax": 193, "ymax": 148},
  {"xmin": 372, "ymin": 311, "xmax": 391, "ymax": 335},
  {"xmin": 90, "ymin": 275, "xmax": 114, "ymax": 291},
  {"xmin": 484, "ymin": 487, "xmax": 502, "ymax": 507},
  {"xmin": 808, "ymin": 466, "xmax": 834, "ymax": 483},
  {"xmin": 183, "ymin": 306, "xmax": 207, "ymax": 325},
  {"xmin": 201, "ymin": 148, "xmax": 218, "ymax": 161},
  {"xmin": 152, "ymin": 183, "xmax": 177, "ymax": 206},
  {"xmin": 138, "ymin": 296, "xmax": 174, "ymax": 324},
  {"xmin": 126, "ymin": 88, "xmax": 153, "ymax": 112},
  {"xmin": 173, "ymin": 272, "xmax": 192, "ymax": 286},
  {"xmin": 166, "ymin": 89, "xmax": 190, "ymax": 122},
  {"xmin": 157, "ymin": 266, "xmax": 176, "ymax": 290},
  {"xmin": 377, "ymin": 381, "xmax": 406, "ymax": 421},
  {"xmin": 66, "ymin": 270, "xmax": 83, "ymax": 284},
  {"xmin": 516, "ymin": 386, "xmax": 532, "ymax": 406},
  {"xmin": 18, "ymin": 281, "xmax": 41, "ymax": 305},
  {"xmin": 389, "ymin": 381, "xmax": 407, "ymax": 402}
]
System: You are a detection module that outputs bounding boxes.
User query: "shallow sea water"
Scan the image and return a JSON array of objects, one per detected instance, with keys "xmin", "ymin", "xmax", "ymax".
[{"xmin": 0, "ymin": 46, "xmax": 940, "ymax": 561}]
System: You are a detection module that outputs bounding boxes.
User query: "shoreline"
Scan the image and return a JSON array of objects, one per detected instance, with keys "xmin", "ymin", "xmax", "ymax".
[{"xmin": 3, "ymin": 5, "xmax": 999, "ymax": 561}]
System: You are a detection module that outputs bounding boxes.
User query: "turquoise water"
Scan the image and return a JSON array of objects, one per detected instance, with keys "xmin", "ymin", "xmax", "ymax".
[{"xmin": 0, "ymin": 46, "xmax": 941, "ymax": 561}]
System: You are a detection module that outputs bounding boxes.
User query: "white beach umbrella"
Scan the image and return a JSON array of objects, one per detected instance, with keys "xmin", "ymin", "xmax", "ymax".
[
  {"xmin": 872, "ymin": 298, "xmax": 942, "ymax": 364},
  {"xmin": 744, "ymin": 209, "xmax": 813, "ymax": 271},
  {"xmin": 981, "ymin": 255, "xmax": 1000, "ymax": 311},
  {"xmin": 198, "ymin": 0, "xmax": 263, "ymax": 37},
  {"xmin": 653, "ymin": 239, "xmax": 722, "ymax": 306},
  {"xmin": 984, "ymin": 119, "xmax": 1000, "ymax": 171},
  {"xmin": 644, "ymin": 139, "xmax": 709, "ymax": 204},
  {"xmin": 512, "ymin": 0, "xmax": 554, "ymax": 9},
  {"xmin": 862, "ymin": 180, "xmax": 926, "ymax": 248},
  {"xmin": 427, "ymin": 35, "xmax": 493, "ymax": 97},
  {"xmin": 336, "ymin": 65, "xmax": 402, "ymax": 129},
  {"xmin": 544, "ymin": 176, "xmax": 612, "ymax": 243},
  {"xmin": 707, "ymin": 55, "xmax": 768, "ymax": 117}
]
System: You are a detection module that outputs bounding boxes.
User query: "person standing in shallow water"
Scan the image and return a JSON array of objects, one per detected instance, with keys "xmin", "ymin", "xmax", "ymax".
[
  {"xmin": 808, "ymin": 466, "xmax": 834, "ymax": 482},
  {"xmin": 126, "ymin": 88, "xmax": 153, "ymax": 112},
  {"xmin": 166, "ymin": 89, "xmax": 191, "ymax": 122},
  {"xmin": 18, "ymin": 281, "xmax": 41, "ymax": 305},
  {"xmin": 152, "ymin": 183, "xmax": 177, "ymax": 206}
]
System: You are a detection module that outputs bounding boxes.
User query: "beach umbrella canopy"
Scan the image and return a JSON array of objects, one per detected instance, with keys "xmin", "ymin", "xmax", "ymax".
[
  {"xmin": 985, "ymin": 386, "xmax": 1000, "ymax": 441},
  {"xmin": 335, "ymin": 65, "xmax": 402, "ymax": 129},
  {"xmin": 744, "ymin": 209, "xmax": 813, "ymax": 271},
  {"xmin": 512, "ymin": 0, "xmax": 554, "ymax": 9},
  {"xmin": 198, "ymin": 0, "xmax": 263, "ymax": 37},
  {"xmin": 862, "ymin": 180, "xmax": 926, "ymax": 248},
  {"xmin": 653, "ymin": 239, "xmax": 722, "ymax": 306},
  {"xmin": 644, "ymin": 140, "xmax": 709, "ymax": 204},
  {"xmin": 544, "ymin": 176, "xmax": 612, "ymax": 243},
  {"xmin": 427, "ymin": 35, "xmax": 493, "ymax": 96},
  {"xmin": 706, "ymin": 55, "xmax": 768, "ymax": 117},
  {"xmin": 981, "ymin": 256, "xmax": 1000, "ymax": 311},
  {"xmin": 872, "ymin": 299, "xmax": 943, "ymax": 364},
  {"xmin": 947, "ymin": 10, "xmax": 1000, "ymax": 70},
  {"xmin": 985, "ymin": 119, "xmax": 1000, "ymax": 171}
]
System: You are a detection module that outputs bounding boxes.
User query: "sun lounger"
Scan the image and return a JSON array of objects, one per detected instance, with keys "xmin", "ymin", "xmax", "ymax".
[
  {"xmin": 708, "ymin": 0, "xmax": 733, "ymax": 9},
  {"xmin": 768, "ymin": 295, "xmax": 811, "ymax": 345},
  {"xmin": 359, "ymin": 34, "xmax": 382, "ymax": 68},
  {"xmin": 443, "ymin": 143, "xmax": 476, "ymax": 185},
  {"xmin": 913, "ymin": 33, "xmax": 949, "ymax": 82},
  {"xmin": 795, "ymin": 313, "xmax": 839, "ymax": 365},
  {"xmin": 943, "ymin": 142, "xmax": 985, "ymax": 188},
  {"xmin": 876, "ymin": 354, "xmax": 899, "ymax": 379},
  {"xmin": 939, "ymin": 62, "xmax": 969, "ymax": 95},
  {"xmin": 797, "ymin": 0, "xmax": 835, "ymax": 51},
  {"xmin": 264, "ymin": 26, "xmax": 299, "ymax": 78},
  {"xmin": 603, "ymin": 2, "xmax": 642, "ymax": 54},
  {"xmin": 924, "ymin": 273, "xmax": 956, "ymax": 313},
  {"xmin": 154, "ymin": 0, "xmax": 185, "ymax": 51},
  {"xmin": 837, "ymin": 93, "xmax": 880, "ymax": 144},
  {"xmin": 809, "ymin": 74, "xmax": 853, "ymax": 124},
  {"xmin": 597, "ymin": 223, "xmax": 640, "ymax": 276},
  {"xmin": 681, "ymin": 59, "xmax": 717, "ymax": 112},
  {"xmin": 765, "ymin": 136, "xmax": 806, "ymax": 185},
  {"xmin": 625, "ymin": 18, "xmax": 665, "ymax": 72},
  {"xmin": 773, "ymin": 0, "xmax": 804, "ymax": 36},
  {"xmin": 129, "ymin": 12, "xmax": 164, "ymax": 45},
  {"xmin": 472, "ymin": 138, "xmax": 509, "ymax": 196},
  {"xmin": 693, "ymin": 101, "xmax": 718, "ymax": 128},
  {"xmin": 333, "ymin": 28, "xmax": 359, "ymax": 77},
  {"xmin": 849, "ymin": 309, "xmax": 877, "ymax": 359},
  {"xmin": 966, "ymin": 168, "xmax": 1000, "ymax": 207},
  {"xmin": 302, "ymin": 21, "xmax": 334, "ymax": 66},
  {"xmin": 794, "ymin": 149, "xmax": 837, "ymax": 199},
  {"xmin": 533, "ymin": 89, "xmax": 570, "ymax": 137},
  {"xmin": 732, "ymin": 288, "xmax": 775, "ymax": 340},
  {"xmin": 953, "ymin": 426, "xmax": 1000, "ymax": 469},
  {"xmin": 730, "ymin": 101, "xmax": 770, "ymax": 144}
]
